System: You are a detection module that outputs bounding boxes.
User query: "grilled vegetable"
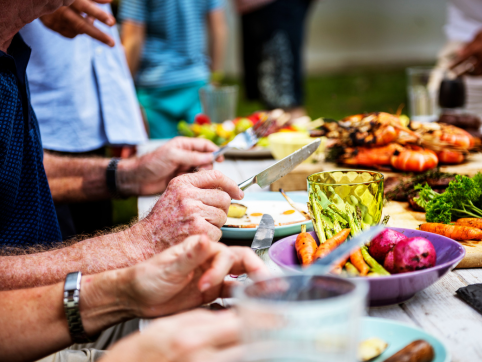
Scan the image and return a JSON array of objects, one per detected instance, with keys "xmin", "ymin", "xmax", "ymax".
[
  {"xmin": 227, "ymin": 203, "xmax": 247, "ymax": 218},
  {"xmin": 420, "ymin": 222, "xmax": 482, "ymax": 241},
  {"xmin": 358, "ymin": 337, "xmax": 388, "ymax": 361},
  {"xmin": 295, "ymin": 225, "xmax": 318, "ymax": 266},
  {"xmin": 313, "ymin": 228, "xmax": 351, "ymax": 261},
  {"xmin": 392, "ymin": 237, "xmax": 436, "ymax": 273},
  {"xmin": 382, "ymin": 339, "xmax": 434, "ymax": 362}
]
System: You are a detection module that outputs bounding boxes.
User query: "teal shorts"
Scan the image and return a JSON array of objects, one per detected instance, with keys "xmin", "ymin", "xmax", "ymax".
[{"xmin": 137, "ymin": 80, "xmax": 207, "ymax": 139}]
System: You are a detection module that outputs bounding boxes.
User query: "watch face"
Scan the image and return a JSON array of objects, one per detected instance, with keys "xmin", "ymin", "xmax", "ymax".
[{"xmin": 65, "ymin": 272, "xmax": 82, "ymax": 291}]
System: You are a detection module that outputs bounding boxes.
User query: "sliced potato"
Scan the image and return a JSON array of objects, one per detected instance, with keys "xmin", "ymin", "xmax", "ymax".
[
  {"xmin": 358, "ymin": 337, "xmax": 388, "ymax": 361},
  {"xmin": 227, "ymin": 203, "xmax": 248, "ymax": 218}
]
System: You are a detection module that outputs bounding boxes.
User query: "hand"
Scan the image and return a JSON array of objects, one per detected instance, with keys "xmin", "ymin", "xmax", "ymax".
[
  {"xmin": 119, "ymin": 234, "xmax": 268, "ymax": 317},
  {"xmin": 40, "ymin": 0, "xmax": 116, "ymax": 47},
  {"xmin": 101, "ymin": 310, "xmax": 242, "ymax": 362},
  {"xmin": 130, "ymin": 170, "xmax": 243, "ymax": 248},
  {"xmin": 119, "ymin": 137, "xmax": 224, "ymax": 196},
  {"xmin": 451, "ymin": 30, "xmax": 482, "ymax": 75}
]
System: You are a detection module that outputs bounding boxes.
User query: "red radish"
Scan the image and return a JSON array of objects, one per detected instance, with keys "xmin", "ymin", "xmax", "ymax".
[
  {"xmin": 393, "ymin": 237, "xmax": 437, "ymax": 273},
  {"xmin": 369, "ymin": 229, "xmax": 407, "ymax": 263},
  {"xmin": 384, "ymin": 250, "xmax": 395, "ymax": 273},
  {"xmin": 195, "ymin": 114, "xmax": 211, "ymax": 125}
]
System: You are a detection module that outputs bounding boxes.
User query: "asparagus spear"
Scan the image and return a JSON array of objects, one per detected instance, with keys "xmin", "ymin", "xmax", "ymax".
[{"xmin": 361, "ymin": 246, "xmax": 390, "ymax": 276}]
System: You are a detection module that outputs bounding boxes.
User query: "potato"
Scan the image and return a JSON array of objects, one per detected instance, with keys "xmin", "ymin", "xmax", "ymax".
[{"xmin": 227, "ymin": 203, "xmax": 247, "ymax": 218}]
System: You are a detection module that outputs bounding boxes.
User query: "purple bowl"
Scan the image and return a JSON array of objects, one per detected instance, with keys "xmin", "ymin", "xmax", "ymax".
[{"xmin": 269, "ymin": 227, "xmax": 466, "ymax": 307}]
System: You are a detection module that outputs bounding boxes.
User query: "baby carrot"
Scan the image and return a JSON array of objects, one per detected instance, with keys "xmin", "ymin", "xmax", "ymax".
[
  {"xmin": 295, "ymin": 224, "xmax": 318, "ymax": 266},
  {"xmin": 331, "ymin": 255, "xmax": 350, "ymax": 274},
  {"xmin": 313, "ymin": 228, "xmax": 351, "ymax": 261},
  {"xmin": 456, "ymin": 218, "xmax": 482, "ymax": 230},
  {"xmin": 420, "ymin": 223, "xmax": 482, "ymax": 241},
  {"xmin": 349, "ymin": 248, "xmax": 370, "ymax": 276}
]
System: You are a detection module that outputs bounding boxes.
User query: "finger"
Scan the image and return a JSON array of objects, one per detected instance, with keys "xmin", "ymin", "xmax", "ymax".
[
  {"xmin": 175, "ymin": 137, "xmax": 220, "ymax": 153},
  {"xmin": 182, "ymin": 170, "xmax": 243, "ymax": 200},
  {"xmin": 171, "ymin": 148, "xmax": 216, "ymax": 168},
  {"xmin": 62, "ymin": 7, "xmax": 115, "ymax": 46},
  {"xmin": 198, "ymin": 204, "xmax": 227, "ymax": 228},
  {"xmin": 71, "ymin": 0, "xmax": 116, "ymax": 26},
  {"xmin": 198, "ymin": 249, "xmax": 239, "ymax": 292},
  {"xmin": 227, "ymin": 247, "xmax": 270, "ymax": 278},
  {"xmin": 196, "ymin": 189, "xmax": 232, "ymax": 213}
]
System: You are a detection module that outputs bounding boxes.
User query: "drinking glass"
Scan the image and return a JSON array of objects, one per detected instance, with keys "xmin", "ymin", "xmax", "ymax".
[
  {"xmin": 199, "ymin": 85, "xmax": 238, "ymax": 123},
  {"xmin": 234, "ymin": 274, "xmax": 368, "ymax": 362},
  {"xmin": 406, "ymin": 66, "xmax": 442, "ymax": 122},
  {"xmin": 307, "ymin": 170, "xmax": 384, "ymax": 227}
]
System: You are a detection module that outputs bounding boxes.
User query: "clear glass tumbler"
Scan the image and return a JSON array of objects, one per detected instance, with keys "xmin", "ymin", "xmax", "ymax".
[
  {"xmin": 199, "ymin": 85, "xmax": 239, "ymax": 123},
  {"xmin": 406, "ymin": 66, "xmax": 442, "ymax": 123},
  {"xmin": 307, "ymin": 170, "xmax": 384, "ymax": 227},
  {"xmin": 234, "ymin": 274, "xmax": 368, "ymax": 362}
]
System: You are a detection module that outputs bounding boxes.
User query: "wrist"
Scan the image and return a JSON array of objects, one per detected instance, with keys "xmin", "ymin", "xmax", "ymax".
[
  {"xmin": 116, "ymin": 158, "xmax": 140, "ymax": 197},
  {"xmin": 79, "ymin": 269, "xmax": 137, "ymax": 335}
]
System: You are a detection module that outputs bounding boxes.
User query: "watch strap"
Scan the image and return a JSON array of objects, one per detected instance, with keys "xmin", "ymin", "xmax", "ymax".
[
  {"xmin": 63, "ymin": 272, "xmax": 98, "ymax": 344},
  {"xmin": 106, "ymin": 158, "xmax": 120, "ymax": 197}
]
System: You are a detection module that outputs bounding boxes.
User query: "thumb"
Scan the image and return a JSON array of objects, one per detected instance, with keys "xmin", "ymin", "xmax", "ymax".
[{"xmin": 171, "ymin": 148, "xmax": 215, "ymax": 167}]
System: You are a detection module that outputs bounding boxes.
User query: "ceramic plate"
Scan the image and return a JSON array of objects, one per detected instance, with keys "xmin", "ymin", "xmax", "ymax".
[
  {"xmin": 361, "ymin": 317, "xmax": 449, "ymax": 362},
  {"xmin": 221, "ymin": 192, "xmax": 313, "ymax": 240}
]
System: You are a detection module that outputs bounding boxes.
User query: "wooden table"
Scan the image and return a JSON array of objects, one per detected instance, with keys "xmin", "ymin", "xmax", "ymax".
[{"xmin": 137, "ymin": 142, "xmax": 482, "ymax": 361}]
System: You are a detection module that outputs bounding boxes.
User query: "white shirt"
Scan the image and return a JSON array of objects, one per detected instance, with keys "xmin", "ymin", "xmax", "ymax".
[
  {"xmin": 19, "ymin": 5, "xmax": 147, "ymax": 152},
  {"xmin": 445, "ymin": 0, "xmax": 482, "ymax": 42}
]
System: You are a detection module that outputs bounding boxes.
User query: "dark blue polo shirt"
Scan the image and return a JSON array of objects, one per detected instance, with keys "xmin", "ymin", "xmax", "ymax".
[{"xmin": 0, "ymin": 34, "xmax": 61, "ymax": 246}]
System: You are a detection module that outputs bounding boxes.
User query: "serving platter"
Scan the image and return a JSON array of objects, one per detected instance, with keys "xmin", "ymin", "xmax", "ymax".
[
  {"xmin": 361, "ymin": 317, "xmax": 449, "ymax": 362},
  {"xmin": 221, "ymin": 192, "xmax": 313, "ymax": 240}
]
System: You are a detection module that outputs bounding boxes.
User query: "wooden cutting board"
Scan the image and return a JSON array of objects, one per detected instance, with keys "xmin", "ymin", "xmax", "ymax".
[
  {"xmin": 384, "ymin": 201, "xmax": 482, "ymax": 269},
  {"xmin": 270, "ymin": 153, "xmax": 482, "ymax": 192}
]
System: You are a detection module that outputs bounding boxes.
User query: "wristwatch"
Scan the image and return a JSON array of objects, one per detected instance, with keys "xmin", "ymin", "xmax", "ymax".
[
  {"xmin": 106, "ymin": 158, "xmax": 120, "ymax": 197},
  {"xmin": 63, "ymin": 272, "xmax": 97, "ymax": 344}
]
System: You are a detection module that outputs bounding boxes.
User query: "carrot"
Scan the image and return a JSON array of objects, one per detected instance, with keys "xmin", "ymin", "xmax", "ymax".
[
  {"xmin": 331, "ymin": 255, "xmax": 350, "ymax": 274},
  {"xmin": 420, "ymin": 223, "xmax": 482, "ymax": 241},
  {"xmin": 349, "ymin": 248, "xmax": 370, "ymax": 276},
  {"xmin": 456, "ymin": 218, "xmax": 482, "ymax": 230},
  {"xmin": 295, "ymin": 224, "xmax": 318, "ymax": 266},
  {"xmin": 313, "ymin": 228, "xmax": 351, "ymax": 261}
]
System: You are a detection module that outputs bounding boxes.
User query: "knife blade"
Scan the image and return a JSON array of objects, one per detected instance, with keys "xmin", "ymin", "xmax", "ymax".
[
  {"xmin": 238, "ymin": 138, "xmax": 321, "ymax": 191},
  {"xmin": 309, "ymin": 225, "xmax": 385, "ymax": 274},
  {"xmin": 251, "ymin": 214, "xmax": 275, "ymax": 252}
]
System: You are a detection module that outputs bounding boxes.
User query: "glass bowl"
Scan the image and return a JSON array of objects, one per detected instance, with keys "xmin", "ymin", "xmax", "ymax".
[{"xmin": 307, "ymin": 170, "xmax": 384, "ymax": 227}]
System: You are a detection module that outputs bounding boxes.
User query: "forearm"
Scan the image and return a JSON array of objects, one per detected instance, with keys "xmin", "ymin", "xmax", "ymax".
[
  {"xmin": 0, "ymin": 224, "xmax": 153, "ymax": 290},
  {"xmin": 208, "ymin": 9, "xmax": 227, "ymax": 72},
  {"xmin": 0, "ymin": 271, "xmax": 135, "ymax": 362},
  {"xmin": 44, "ymin": 152, "xmax": 138, "ymax": 202}
]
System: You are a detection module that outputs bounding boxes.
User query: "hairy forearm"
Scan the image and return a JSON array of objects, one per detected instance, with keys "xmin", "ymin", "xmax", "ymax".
[
  {"xmin": 44, "ymin": 152, "xmax": 138, "ymax": 202},
  {"xmin": 0, "ymin": 224, "xmax": 153, "ymax": 290},
  {"xmin": 0, "ymin": 270, "xmax": 135, "ymax": 362}
]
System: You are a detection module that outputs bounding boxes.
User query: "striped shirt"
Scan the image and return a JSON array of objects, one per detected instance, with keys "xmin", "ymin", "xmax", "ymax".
[{"xmin": 119, "ymin": 0, "xmax": 222, "ymax": 89}]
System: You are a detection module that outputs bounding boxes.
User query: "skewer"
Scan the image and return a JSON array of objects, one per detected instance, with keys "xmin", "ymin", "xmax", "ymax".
[{"xmin": 279, "ymin": 188, "xmax": 311, "ymax": 220}]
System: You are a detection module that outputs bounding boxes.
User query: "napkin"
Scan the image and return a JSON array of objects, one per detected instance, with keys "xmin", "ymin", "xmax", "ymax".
[{"xmin": 456, "ymin": 283, "xmax": 482, "ymax": 314}]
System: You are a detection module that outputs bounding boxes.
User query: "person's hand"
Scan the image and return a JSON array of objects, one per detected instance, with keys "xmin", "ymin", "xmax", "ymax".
[
  {"xmin": 118, "ymin": 234, "xmax": 268, "ymax": 317},
  {"xmin": 130, "ymin": 170, "xmax": 242, "ymax": 247},
  {"xmin": 100, "ymin": 310, "xmax": 242, "ymax": 362},
  {"xmin": 40, "ymin": 0, "xmax": 116, "ymax": 47},
  {"xmin": 451, "ymin": 30, "xmax": 482, "ymax": 75},
  {"xmin": 118, "ymin": 137, "xmax": 224, "ymax": 196}
]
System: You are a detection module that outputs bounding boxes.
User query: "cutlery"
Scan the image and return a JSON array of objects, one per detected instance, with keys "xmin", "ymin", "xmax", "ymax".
[
  {"xmin": 250, "ymin": 214, "xmax": 275, "ymax": 256},
  {"xmin": 237, "ymin": 139, "xmax": 321, "ymax": 191},
  {"xmin": 213, "ymin": 128, "xmax": 258, "ymax": 159}
]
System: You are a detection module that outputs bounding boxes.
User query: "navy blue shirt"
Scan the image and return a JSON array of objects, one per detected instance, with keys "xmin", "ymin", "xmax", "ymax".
[{"xmin": 0, "ymin": 34, "xmax": 61, "ymax": 247}]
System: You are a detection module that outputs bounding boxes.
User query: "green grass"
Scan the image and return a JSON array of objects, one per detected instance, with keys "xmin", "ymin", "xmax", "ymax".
[{"xmin": 113, "ymin": 67, "xmax": 410, "ymax": 225}]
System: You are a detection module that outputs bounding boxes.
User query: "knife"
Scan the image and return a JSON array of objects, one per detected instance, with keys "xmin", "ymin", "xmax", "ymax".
[
  {"xmin": 309, "ymin": 225, "xmax": 385, "ymax": 274},
  {"xmin": 238, "ymin": 138, "xmax": 321, "ymax": 191},
  {"xmin": 251, "ymin": 214, "xmax": 275, "ymax": 255}
]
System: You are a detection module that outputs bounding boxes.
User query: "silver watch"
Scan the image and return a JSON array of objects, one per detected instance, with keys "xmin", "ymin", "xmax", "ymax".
[{"xmin": 63, "ymin": 272, "xmax": 97, "ymax": 344}]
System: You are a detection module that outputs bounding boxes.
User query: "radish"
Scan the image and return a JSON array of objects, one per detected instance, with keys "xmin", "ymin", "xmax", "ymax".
[
  {"xmin": 392, "ymin": 237, "xmax": 437, "ymax": 273},
  {"xmin": 384, "ymin": 250, "xmax": 395, "ymax": 274},
  {"xmin": 369, "ymin": 229, "xmax": 407, "ymax": 263}
]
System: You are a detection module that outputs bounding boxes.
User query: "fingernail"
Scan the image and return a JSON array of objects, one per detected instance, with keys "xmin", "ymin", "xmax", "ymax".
[
  {"xmin": 107, "ymin": 18, "xmax": 115, "ymax": 26},
  {"xmin": 200, "ymin": 282, "xmax": 211, "ymax": 292},
  {"xmin": 239, "ymin": 189, "xmax": 244, "ymax": 199}
]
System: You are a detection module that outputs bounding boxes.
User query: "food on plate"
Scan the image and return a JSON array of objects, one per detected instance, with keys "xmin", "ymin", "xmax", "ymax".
[
  {"xmin": 384, "ymin": 249, "xmax": 395, "ymax": 273},
  {"xmin": 358, "ymin": 337, "xmax": 388, "ymax": 362},
  {"xmin": 438, "ymin": 112, "xmax": 482, "ymax": 131},
  {"xmin": 415, "ymin": 173, "xmax": 482, "ymax": 223},
  {"xmin": 382, "ymin": 340, "xmax": 434, "ymax": 362},
  {"xmin": 390, "ymin": 147, "xmax": 439, "ymax": 172},
  {"xmin": 295, "ymin": 225, "xmax": 318, "ymax": 266},
  {"xmin": 283, "ymin": 210, "xmax": 296, "ymax": 215},
  {"xmin": 227, "ymin": 203, "xmax": 247, "ymax": 218},
  {"xmin": 345, "ymin": 261, "xmax": 360, "ymax": 276},
  {"xmin": 369, "ymin": 229, "xmax": 408, "ymax": 263},
  {"xmin": 313, "ymin": 228, "xmax": 351, "ymax": 261},
  {"xmin": 361, "ymin": 246, "xmax": 391, "ymax": 276},
  {"xmin": 391, "ymin": 237, "xmax": 436, "ymax": 273},
  {"xmin": 279, "ymin": 188, "xmax": 311, "ymax": 220},
  {"xmin": 420, "ymin": 223, "xmax": 482, "ymax": 241},
  {"xmin": 224, "ymin": 200, "xmax": 309, "ymax": 228},
  {"xmin": 349, "ymin": 247, "xmax": 370, "ymax": 276}
]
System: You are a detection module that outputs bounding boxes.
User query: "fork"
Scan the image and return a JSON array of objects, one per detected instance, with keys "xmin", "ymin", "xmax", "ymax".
[{"xmin": 212, "ymin": 127, "xmax": 258, "ymax": 159}]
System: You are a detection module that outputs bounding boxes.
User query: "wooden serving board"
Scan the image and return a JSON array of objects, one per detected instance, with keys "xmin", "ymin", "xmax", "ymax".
[
  {"xmin": 270, "ymin": 153, "xmax": 482, "ymax": 192},
  {"xmin": 384, "ymin": 201, "xmax": 482, "ymax": 269}
]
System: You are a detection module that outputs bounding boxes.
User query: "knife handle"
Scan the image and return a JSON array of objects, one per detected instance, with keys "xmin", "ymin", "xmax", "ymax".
[{"xmin": 238, "ymin": 176, "xmax": 256, "ymax": 191}]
